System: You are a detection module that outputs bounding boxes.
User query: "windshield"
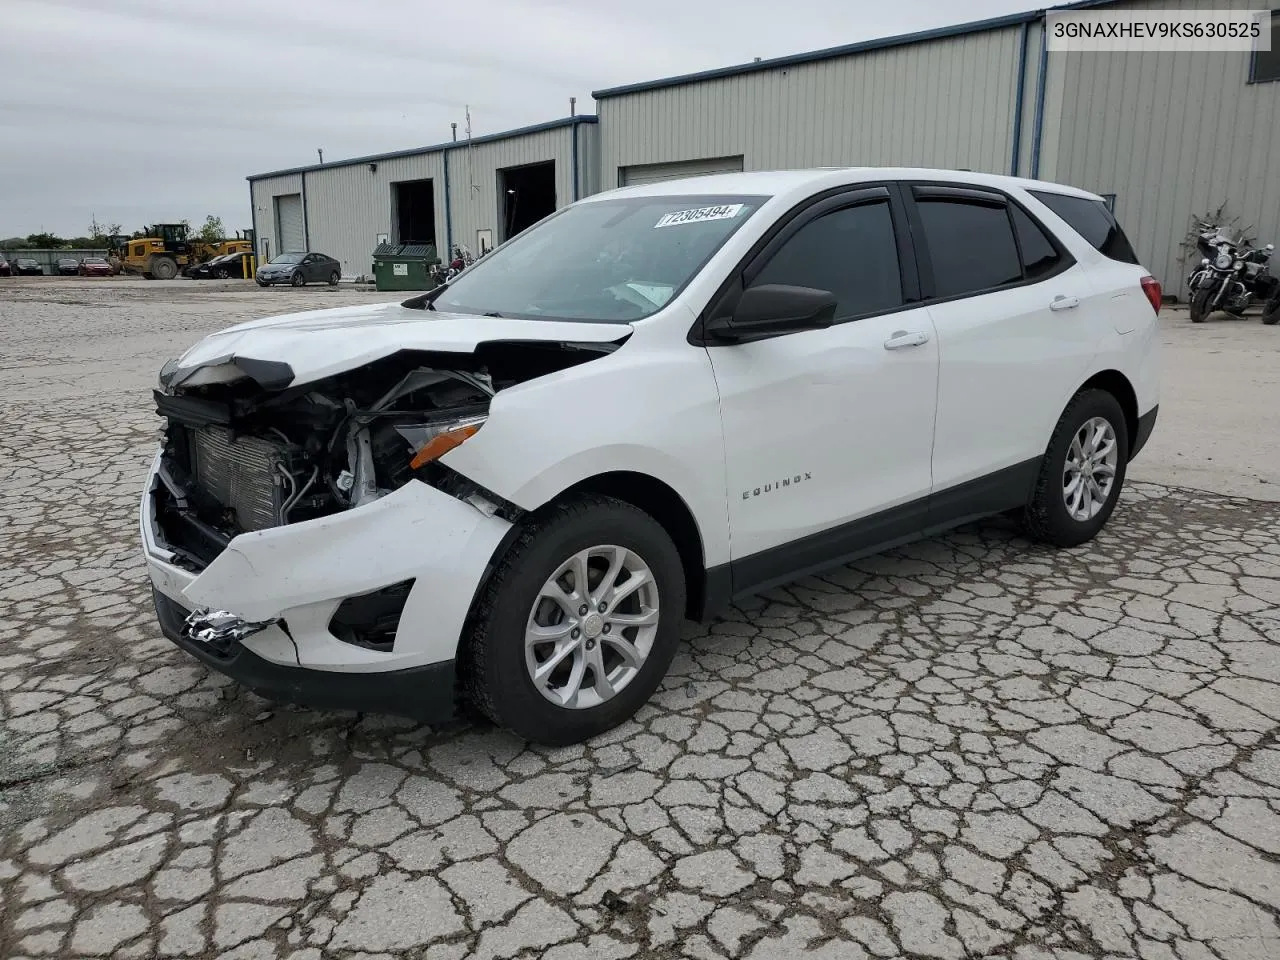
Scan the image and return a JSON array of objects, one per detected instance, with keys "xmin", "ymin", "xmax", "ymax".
[
  {"xmin": 430, "ymin": 194, "xmax": 766, "ymax": 322},
  {"xmin": 269, "ymin": 253, "xmax": 304, "ymax": 264}
]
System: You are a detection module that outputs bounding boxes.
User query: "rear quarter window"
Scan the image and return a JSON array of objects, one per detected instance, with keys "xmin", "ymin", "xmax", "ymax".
[{"xmin": 1029, "ymin": 190, "xmax": 1140, "ymax": 265}]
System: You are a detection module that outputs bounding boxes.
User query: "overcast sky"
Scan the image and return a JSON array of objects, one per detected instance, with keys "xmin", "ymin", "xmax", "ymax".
[{"xmin": 2, "ymin": 0, "xmax": 1041, "ymax": 238}]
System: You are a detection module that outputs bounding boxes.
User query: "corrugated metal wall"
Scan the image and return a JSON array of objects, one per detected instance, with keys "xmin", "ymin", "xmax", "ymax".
[
  {"xmin": 597, "ymin": 27, "xmax": 1024, "ymax": 185},
  {"xmin": 301, "ymin": 152, "xmax": 446, "ymax": 277},
  {"xmin": 1040, "ymin": 0, "xmax": 1280, "ymax": 294},
  {"xmin": 444, "ymin": 126, "xmax": 574, "ymax": 253},
  {"xmin": 249, "ymin": 173, "xmax": 301, "ymax": 264}
]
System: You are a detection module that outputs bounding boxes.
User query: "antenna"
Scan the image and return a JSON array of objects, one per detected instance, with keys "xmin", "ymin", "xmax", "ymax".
[{"xmin": 466, "ymin": 105, "xmax": 478, "ymax": 193}]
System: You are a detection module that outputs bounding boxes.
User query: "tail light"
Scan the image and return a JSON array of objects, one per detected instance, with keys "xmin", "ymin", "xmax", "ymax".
[{"xmin": 1140, "ymin": 275, "xmax": 1162, "ymax": 315}]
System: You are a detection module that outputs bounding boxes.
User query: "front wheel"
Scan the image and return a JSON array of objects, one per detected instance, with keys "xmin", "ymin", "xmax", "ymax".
[
  {"xmin": 150, "ymin": 256, "xmax": 178, "ymax": 281},
  {"xmin": 462, "ymin": 496, "xmax": 686, "ymax": 746},
  {"xmin": 291, "ymin": 272, "xmax": 305, "ymax": 287},
  {"xmin": 1190, "ymin": 285, "xmax": 1215, "ymax": 323},
  {"xmin": 1023, "ymin": 389, "xmax": 1129, "ymax": 548}
]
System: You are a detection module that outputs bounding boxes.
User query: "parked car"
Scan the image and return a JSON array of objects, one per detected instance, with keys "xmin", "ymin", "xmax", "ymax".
[
  {"xmin": 14, "ymin": 258, "xmax": 43, "ymax": 276},
  {"xmin": 187, "ymin": 253, "xmax": 250, "ymax": 280},
  {"xmin": 0, "ymin": 257, "xmax": 10, "ymax": 277},
  {"xmin": 78, "ymin": 257, "xmax": 112, "ymax": 277},
  {"xmin": 56, "ymin": 258, "xmax": 79, "ymax": 276},
  {"xmin": 142, "ymin": 168, "xmax": 1161, "ymax": 746},
  {"xmin": 255, "ymin": 251, "xmax": 341, "ymax": 287}
]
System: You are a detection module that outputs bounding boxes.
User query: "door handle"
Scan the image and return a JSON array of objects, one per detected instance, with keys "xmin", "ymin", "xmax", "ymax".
[
  {"xmin": 1050, "ymin": 295, "xmax": 1080, "ymax": 311},
  {"xmin": 883, "ymin": 330, "xmax": 930, "ymax": 350}
]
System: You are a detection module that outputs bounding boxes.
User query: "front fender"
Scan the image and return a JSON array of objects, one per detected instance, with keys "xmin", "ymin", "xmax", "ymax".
[{"xmin": 441, "ymin": 316, "xmax": 731, "ymax": 567}]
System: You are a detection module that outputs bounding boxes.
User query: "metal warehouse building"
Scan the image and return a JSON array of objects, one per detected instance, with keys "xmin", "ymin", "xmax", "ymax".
[
  {"xmin": 248, "ymin": 0, "xmax": 1279, "ymax": 294},
  {"xmin": 248, "ymin": 115, "xmax": 599, "ymax": 278}
]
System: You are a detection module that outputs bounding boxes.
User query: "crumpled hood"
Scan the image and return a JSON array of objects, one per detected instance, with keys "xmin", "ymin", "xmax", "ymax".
[{"xmin": 164, "ymin": 300, "xmax": 633, "ymax": 390}]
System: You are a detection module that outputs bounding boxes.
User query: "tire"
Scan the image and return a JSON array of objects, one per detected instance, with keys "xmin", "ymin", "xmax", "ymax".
[
  {"xmin": 462, "ymin": 495, "xmax": 687, "ymax": 746},
  {"xmin": 1190, "ymin": 285, "xmax": 1214, "ymax": 323},
  {"xmin": 1023, "ymin": 389, "xmax": 1129, "ymax": 548},
  {"xmin": 290, "ymin": 272, "xmax": 305, "ymax": 287},
  {"xmin": 214, "ymin": 267, "xmax": 230, "ymax": 279},
  {"xmin": 1262, "ymin": 295, "xmax": 1280, "ymax": 326},
  {"xmin": 328, "ymin": 270, "xmax": 340, "ymax": 286},
  {"xmin": 150, "ymin": 256, "xmax": 178, "ymax": 281}
]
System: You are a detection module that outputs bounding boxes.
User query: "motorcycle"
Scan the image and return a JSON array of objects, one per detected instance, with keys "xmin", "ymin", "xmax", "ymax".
[{"xmin": 1186, "ymin": 222, "xmax": 1278, "ymax": 324}]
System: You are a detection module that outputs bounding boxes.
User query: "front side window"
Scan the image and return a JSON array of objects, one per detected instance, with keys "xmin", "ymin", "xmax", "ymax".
[
  {"xmin": 430, "ymin": 194, "xmax": 766, "ymax": 323},
  {"xmin": 750, "ymin": 200, "xmax": 903, "ymax": 320},
  {"xmin": 269, "ymin": 253, "xmax": 304, "ymax": 264},
  {"xmin": 917, "ymin": 199, "xmax": 1022, "ymax": 298}
]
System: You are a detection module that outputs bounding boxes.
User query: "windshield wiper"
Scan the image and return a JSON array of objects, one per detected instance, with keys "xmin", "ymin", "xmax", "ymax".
[{"xmin": 482, "ymin": 311, "xmax": 504, "ymax": 318}]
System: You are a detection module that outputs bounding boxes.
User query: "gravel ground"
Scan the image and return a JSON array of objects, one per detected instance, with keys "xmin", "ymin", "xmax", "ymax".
[{"xmin": 1, "ymin": 278, "xmax": 1278, "ymax": 960}]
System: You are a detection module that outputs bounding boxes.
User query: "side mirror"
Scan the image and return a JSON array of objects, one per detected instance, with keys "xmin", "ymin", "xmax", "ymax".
[{"xmin": 707, "ymin": 284, "xmax": 838, "ymax": 342}]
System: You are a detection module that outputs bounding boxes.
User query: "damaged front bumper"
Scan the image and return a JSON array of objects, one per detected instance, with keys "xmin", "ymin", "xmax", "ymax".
[{"xmin": 139, "ymin": 451, "xmax": 512, "ymax": 721}]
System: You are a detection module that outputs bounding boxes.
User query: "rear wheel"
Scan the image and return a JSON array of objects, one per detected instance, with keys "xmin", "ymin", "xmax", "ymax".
[
  {"xmin": 328, "ymin": 270, "xmax": 340, "ymax": 285},
  {"xmin": 150, "ymin": 256, "xmax": 178, "ymax": 281},
  {"xmin": 463, "ymin": 496, "xmax": 686, "ymax": 746},
  {"xmin": 1262, "ymin": 294, "xmax": 1280, "ymax": 326},
  {"xmin": 214, "ymin": 267, "xmax": 230, "ymax": 279},
  {"xmin": 1023, "ymin": 389, "xmax": 1129, "ymax": 548},
  {"xmin": 1190, "ymin": 285, "xmax": 1214, "ymax": 323},
  {"xmin": 291, "ymin": 271, "xmax": 305, "ymax": 287}
]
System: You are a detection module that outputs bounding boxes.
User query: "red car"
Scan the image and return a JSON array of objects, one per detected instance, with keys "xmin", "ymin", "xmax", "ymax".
[{"xmin": 78, "ymin": 257, "xmax": 112, "ymax": 277}]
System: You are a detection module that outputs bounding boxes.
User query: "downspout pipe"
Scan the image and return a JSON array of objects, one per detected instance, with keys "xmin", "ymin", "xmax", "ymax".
[
  {"xmin": 571, "ymin": 122, "xmax": 580, "ymax": 202},
  {"xmin": 1010, "ymin": 20, "xmax": 1030, "ymax": 176},
  {"xmin": 1030, "ymin": 19, "xmax": 1049, "ymax": 179},
  {"xmin": 443, "ymin": 150, "xmax": 454, "ymax": 255},
  {"xmin": 300, "ymin": 170, "xmax": 311, "ymax": 249}
]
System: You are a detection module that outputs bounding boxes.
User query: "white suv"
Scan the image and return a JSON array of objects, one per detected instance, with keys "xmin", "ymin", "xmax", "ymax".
[{"xmin": 141, "ymin": 168, "xmax": 1161, "ymax": 745}]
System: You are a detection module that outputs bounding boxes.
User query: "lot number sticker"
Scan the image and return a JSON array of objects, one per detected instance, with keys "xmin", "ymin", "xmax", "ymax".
[{"xmin": 655, "ymin": 203, "xmax": 744, "ymax": 228}]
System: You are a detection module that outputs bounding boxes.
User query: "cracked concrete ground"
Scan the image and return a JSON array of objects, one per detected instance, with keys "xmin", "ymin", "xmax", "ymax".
[{"xmin": 1, "ymin": 278, "xmax": 1279, "ymax": 960}]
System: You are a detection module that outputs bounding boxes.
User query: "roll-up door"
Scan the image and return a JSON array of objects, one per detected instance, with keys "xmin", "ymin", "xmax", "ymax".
[
  {"xmin": 275, "ymin": 194, "xmax": 304, "ymax": 253},
  {"xmin": 618, "ymin": 156, "xmax": 745, "ymax": 187}
]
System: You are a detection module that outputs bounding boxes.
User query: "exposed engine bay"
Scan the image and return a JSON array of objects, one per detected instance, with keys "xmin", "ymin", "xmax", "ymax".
[{"xmin": 151, "ymin": 341, "xmax": 614, "ymax": 573}]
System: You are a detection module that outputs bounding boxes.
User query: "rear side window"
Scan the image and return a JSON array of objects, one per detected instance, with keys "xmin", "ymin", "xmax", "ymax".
[
  {"xmin": 1010, "ymin": 204, "xmax": 1063, "ymax": 280},
  {"xmin": 750, "ymin": 200, "xmax": 903, "ymax": 320},
  {"xmin": 1030, "ymin": 190, "xmax": 1139, "ymax": 264},
  {"xmin": 916, "ymin": 199, "xmax": 1022, "ymax": 298}
]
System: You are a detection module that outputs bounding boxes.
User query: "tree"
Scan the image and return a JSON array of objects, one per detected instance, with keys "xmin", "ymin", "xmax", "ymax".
[
  {"xmin": 88, "ymin": 216, "xmax": 122, "ymax": 246},
  {"xmin": 26, "ymin": 232, "xmax": 65, "ymax": 248},
  {"xmin": 197, "ymin": 215, "xmax": 225, "ymax": 244}
]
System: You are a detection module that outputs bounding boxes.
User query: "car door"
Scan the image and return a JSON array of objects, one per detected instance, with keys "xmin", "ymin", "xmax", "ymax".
[
  {"xmin": 298, "ymin": 254, "xmax": 316, "ymax": 282},
  {"xmin": 903, "ymin": 183, "xmax": 1100, "ymax": 519},
  {"xmin": 701, "ymin": 185, "xmax": 940, "ymax": 594}
]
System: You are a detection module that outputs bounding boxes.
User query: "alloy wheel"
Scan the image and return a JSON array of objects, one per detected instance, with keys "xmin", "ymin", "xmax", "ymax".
[
  {"xmin": 524, "ymin": 545, "xmax": 660, "ymax": 709},
  {"xmin": 1063, "ymin": 416, "xmax": 1119, "ymax": 521}
]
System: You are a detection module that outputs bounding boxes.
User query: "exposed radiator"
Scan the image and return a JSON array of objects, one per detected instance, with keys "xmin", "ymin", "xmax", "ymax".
[{"xmin": 189, "ymin": 426, "xmax": 290, "ymax": 532}]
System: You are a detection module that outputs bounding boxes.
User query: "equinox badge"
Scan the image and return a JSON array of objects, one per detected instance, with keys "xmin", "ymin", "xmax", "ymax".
[{"xmin": 743, "ymin": 472, "xmax": 812, "ymax": 500}]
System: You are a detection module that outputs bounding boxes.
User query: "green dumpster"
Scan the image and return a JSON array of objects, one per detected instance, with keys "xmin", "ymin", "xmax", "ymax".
[{"xmin": 371, "ymin": 242, "xmax": 439, "ymax": 292}]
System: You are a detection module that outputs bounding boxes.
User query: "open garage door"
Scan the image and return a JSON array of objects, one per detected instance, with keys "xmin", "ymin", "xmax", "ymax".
[
  {"xmin": 619, "ymin": 156, "xmax": 744, "ymax": 187},
  {"xmin": 275, "ymin": 194, "xmax": 304, "ymax": 253}
]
